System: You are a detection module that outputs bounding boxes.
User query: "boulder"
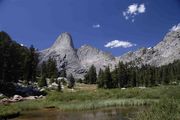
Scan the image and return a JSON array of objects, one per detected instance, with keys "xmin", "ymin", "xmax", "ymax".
[{"xmin": 12, "ymin": 95, "xmax": 23, "ymax": 101}]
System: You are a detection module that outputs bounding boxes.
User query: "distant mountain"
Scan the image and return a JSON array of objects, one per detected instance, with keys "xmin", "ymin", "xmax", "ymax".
[
  {"xmin": 40, "ymin": 29, "xmax": 180, "ymax": 78},
  {"xmin": 77, "ymin": 45, "xmax": 115, "ymax": 72},
  {"xmin": 117, "ymin": 29, "xmax": 180, "ymax": 66},
  {"xmin": 39, "ymin": 33, "xmax": 85, "ymax": 78}
]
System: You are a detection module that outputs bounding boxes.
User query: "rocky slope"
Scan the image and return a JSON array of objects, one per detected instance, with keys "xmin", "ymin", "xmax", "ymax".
[
  {"xmin": 117, "ymin": 29, "xmax": 180, "ymax": 66},
  {"xmin": 40, "ymin": 33, "xmax": 85, "ymax": 78},
  {"xmin": 40, "ymin": 28, "xmax": 180, "ymax": 78},
  {"xmin": 39, "ymin": 33, "xmax": 115, "ymax": 78},
  {"xmin": 77, "ymin": 45, "xmax": 115, "ymax": 72}
]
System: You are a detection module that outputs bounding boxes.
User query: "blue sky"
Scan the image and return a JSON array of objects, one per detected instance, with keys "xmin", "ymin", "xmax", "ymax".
[{"xmin": 0, "ymin": 0, "xmax": 180, "ymax": 56}]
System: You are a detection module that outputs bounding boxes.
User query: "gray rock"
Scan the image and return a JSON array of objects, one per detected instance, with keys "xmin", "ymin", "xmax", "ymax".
[
  {"xmin": 40, "ymin": 29, "xmax": 180, "ymax": 79},
  {"xmin": 40, "ymin": 32, "xmax": 85, "ymax": 78},
  {"xmin": 117, "ymin": 29, "xmax": 180, "ymax": 66},
  {"xmin": 40, "ymin": 33, "xmax": 115, "ymax": 78},
  {"xmin": 0, "ymin": 93, "xmax": 4, "ymax": 97},
  {"xmin": 77, "ymin": 45, "xmax": 116, "ymax": 72},
  {"xmin": 12, "ymin": 95, "xmax": 23, "ymax": 101}
]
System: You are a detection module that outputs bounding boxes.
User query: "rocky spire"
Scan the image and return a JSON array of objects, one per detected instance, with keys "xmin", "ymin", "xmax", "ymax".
[{"xmin": 52, "ymin": 32, "xmax": 74, "ymax": 49}]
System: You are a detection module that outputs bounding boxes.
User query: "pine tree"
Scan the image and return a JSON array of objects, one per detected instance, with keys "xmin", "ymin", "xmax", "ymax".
[
  {"xmin": 104, "ymin": 66, "xmax": 113, "ymax": 89},
  {"xmin": 24, "ymin": 45, "xmax": 39, "ymax": 82},
  {"xmin": 67, "ymin": 74, "xmax": 75, "ymax": 88},
  {"xmin": 97, "ymin": 69, "xmax": 104, "ymax": 88},
  {"xmin": 117, "ymin": 62, "xmax": 127, "ymax": 88},
  {"xmin": 38, "ymin": 75, "xmax": 47, "ymax": 87},
  {"xmin": 111, "ymin": 66, "xmax": 118, "ymax": 88},
  {"xmin": 47, "ymin": 57, "xmax": 58, "ymax": 78},
  {"xmin": 84, "ymin": 65, "xmax": 97, "ymax": 84},
  {"xmin": 41, "ymin": 61, "xmax": 48, "ymax": 78},
  {"xmin": 59, "ymin": 69, "xmax": 67, "ymax": 78},
  {"xmin": 57, "ymin": 80, "xmax": 62, "ymax": 92},
  {"xmin": 29, "ymin": 45, "xmax": 39, "ymax": 81}
]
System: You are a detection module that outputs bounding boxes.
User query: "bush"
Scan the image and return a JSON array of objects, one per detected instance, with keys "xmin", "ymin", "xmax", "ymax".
[
  {"xmin": 67, "ymin": 74, "xmax": 75, "ymax": 88},
  {"xmin": 38, "ymin": 76, "xmax": 47, "ymax": 87}
]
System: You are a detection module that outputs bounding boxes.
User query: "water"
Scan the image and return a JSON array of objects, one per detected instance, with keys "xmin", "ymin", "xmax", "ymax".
[{"xmin": 13, "ymin": 107, "xmax": 137, "ymax": 120}]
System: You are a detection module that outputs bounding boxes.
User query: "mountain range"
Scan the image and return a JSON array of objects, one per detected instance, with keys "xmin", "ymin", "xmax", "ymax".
[{"xmin": 39, "ymin": 29, "xmax": 180, "ymax": 78}]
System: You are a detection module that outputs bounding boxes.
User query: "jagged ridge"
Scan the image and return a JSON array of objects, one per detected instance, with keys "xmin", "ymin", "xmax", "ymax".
[{"xmin": 40, "ymin": 29, "xmax": 180, "ymax": 78}]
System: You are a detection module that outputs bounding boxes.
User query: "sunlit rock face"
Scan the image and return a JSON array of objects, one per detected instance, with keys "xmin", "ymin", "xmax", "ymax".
[
  {"xmin": 39, "ymin": 32, "xmax": 85, "ymax": 78},
  {"xmin": 40, "ymin": 29, "xmax": 180, "ymax": 78},
  {"xmin": 116, "ymin": 29, "xmax": 180, "ymax": 67},
  {"xmin": 77, "ymin": 44, "xmax": 116, "ymax": 72},
  {"xmin": 39, "ymin": 32, "xmax": 115, "ymax": 78}
]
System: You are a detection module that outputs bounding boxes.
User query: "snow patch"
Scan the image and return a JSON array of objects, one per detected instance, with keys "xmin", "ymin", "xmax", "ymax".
[{"xmin": 170, "ymin": 23, "xmax": 180, "ymax": 31}]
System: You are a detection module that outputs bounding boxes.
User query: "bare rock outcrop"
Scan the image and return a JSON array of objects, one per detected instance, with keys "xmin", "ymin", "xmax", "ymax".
[
  {"xmin": 40, "ymin": 28, "xmax": 180, "ymax": 78},
  {"xmin": 40, "ymin": 33, "xmax": 86, "ymax": 78},
  {"xmin": 117, "ymin": 29, "xmax": 180, "ymax": 66},
  {"xmin": 77, "ymin": 45, "xmax": 116, "ymax": 72}
]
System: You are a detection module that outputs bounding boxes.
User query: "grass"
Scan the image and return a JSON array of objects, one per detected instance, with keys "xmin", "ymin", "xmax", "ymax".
[
  {"xmin": 135, "ymin": 98, "xmax": 180, "ymax": 120},
  {"xmin": 1, "ymin": 84, "xmax": 180, "ymax": 119}
]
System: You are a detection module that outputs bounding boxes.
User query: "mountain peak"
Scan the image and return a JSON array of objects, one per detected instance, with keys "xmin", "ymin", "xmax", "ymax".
[
  {"xmin": 170, "ymin": 23, "xmax": 180, "ymax": 32},
  {"xmin": 52, "ymin": 32, "xmax": 74, "ymax": 49}
]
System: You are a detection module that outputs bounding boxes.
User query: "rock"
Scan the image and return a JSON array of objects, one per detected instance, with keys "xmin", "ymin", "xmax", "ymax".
[
  {"xmin": 38, "ymin": 95, "xmax": 44, "ymax": 99},
  {"xmin": 77, "ymin": 45, "xmax": 116, "ymax": 72},
  {"xmin": 12, "ymin": 95, "xmax": 23, "ymax": 101},
  {"xmin": 117, "ymin": 29, "xmax": 180, "ymax": 67},
  {"xmin": 39, "ymin": 33, "xmax": 116, "ymax": 78},
  {"xmin": 138, "ymin": 87, "xmax": 146, "ymax": 89},
  {"xmin": 48, "ymin": 82, "xmax": 58, "ymax": 89},
  {"xmin": 57, "ymin": 77, "xmax": 67, "ymax": 81},
  {"xmin": 61, "ymin": 84, "xmax": 64, "ymax": 89},
  {"xmin": 40, "ymin": 88, "xmax": 45, "ymax": 92},
  {"xmin": 0, "ymin": 93, "xmax": 4, "ymax": 97},
  {"xmin": 24, "ymin": 96, "xmax": 37, "ymax": 100},
  {"xmin": 39, "ymin": 27, "xmax": 180, "ymax": 78},
  {"xmin": 40, "ymin": 32, "xmax": 85, "ymax": 78},
  {"xmin": 51, "ymin": 82, "xmax": 58, "ymax": 87},
  {"xmin": 0, "ymin": 98, "xmax": 9, "ymax": 103}
]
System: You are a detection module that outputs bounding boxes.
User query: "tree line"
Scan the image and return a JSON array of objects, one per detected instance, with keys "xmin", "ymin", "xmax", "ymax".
[
  {"xmin": 0, "ymin": 31, "xmax": 74, "ymax": 95},
  {"xmin": 0, "ymin": 31, "xmax": 39, "ymax": 83},
  {"xmin": 0, "ymin": 31, "xmax": 39, "ymax": 95},
  {"xmin": 84, "ymin": 61, "xmax": 180, "ymax": 89},
  {"xmin": 1, "ymin": 31, "xmax": 180, "ymax": 93}
]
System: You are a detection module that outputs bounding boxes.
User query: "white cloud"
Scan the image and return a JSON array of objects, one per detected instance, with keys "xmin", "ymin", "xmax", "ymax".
[
  {"xmin": 138, "ymin": 4, "xmax": 146, "ymax": 13},
  {"xmin": 92, "ymin": 24, "xmax": 101, "ymax": 28},
  {"xmin": 128, "ymin": 4, "xmax": 138, "ymax": 14},
  {"xmin": 123, "ymin": 3, "xmax": 146, "ymax": 22},
  {"xmin": 104, "ymin": 40, "xmax": 136, "ymax": 48},
  {"xmin": 170, "ymin": 23, "xmax": 180, "ymax": 31}
]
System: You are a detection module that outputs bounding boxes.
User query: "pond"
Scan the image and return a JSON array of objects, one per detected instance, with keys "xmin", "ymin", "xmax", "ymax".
[{"xmin": 13, "ymin": 107, "xmax": 139, "ymax": 120}]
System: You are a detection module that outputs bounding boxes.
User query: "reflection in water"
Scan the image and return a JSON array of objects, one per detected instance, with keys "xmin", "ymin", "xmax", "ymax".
[{"xmin": 14, "ymin": 107, "xmax": 136, "ymax": 120}]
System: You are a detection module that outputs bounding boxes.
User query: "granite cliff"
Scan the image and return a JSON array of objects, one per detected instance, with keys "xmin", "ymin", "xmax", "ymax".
[{"xmin": 40, "ymin": 28, "xmax": 180, "ymax": 78}]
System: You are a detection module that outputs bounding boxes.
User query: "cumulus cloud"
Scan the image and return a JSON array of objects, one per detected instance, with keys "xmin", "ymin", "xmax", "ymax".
[
  {"xmin": 123, "ymin": 3, "xmax": 146, "ymax": 22},
  {"xmin": 170, "ymin": 23, "xmax": 180, "ymax": 31},
  {"xmin": 92, "ymin": 24, "xmax": 101, "ymax": 28},
  {"xmin": 104, "ymin": 40, "xmax": 136, "ymax": 48},
  {"xmin": 138, "ymin": 4, "xmax": 146, "ymax": 13}
]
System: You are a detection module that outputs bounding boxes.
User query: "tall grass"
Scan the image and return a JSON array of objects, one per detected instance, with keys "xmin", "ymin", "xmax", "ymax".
[{"xmin": 135, "ymin": 98, "xmax": 180, "ymax": 120}]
